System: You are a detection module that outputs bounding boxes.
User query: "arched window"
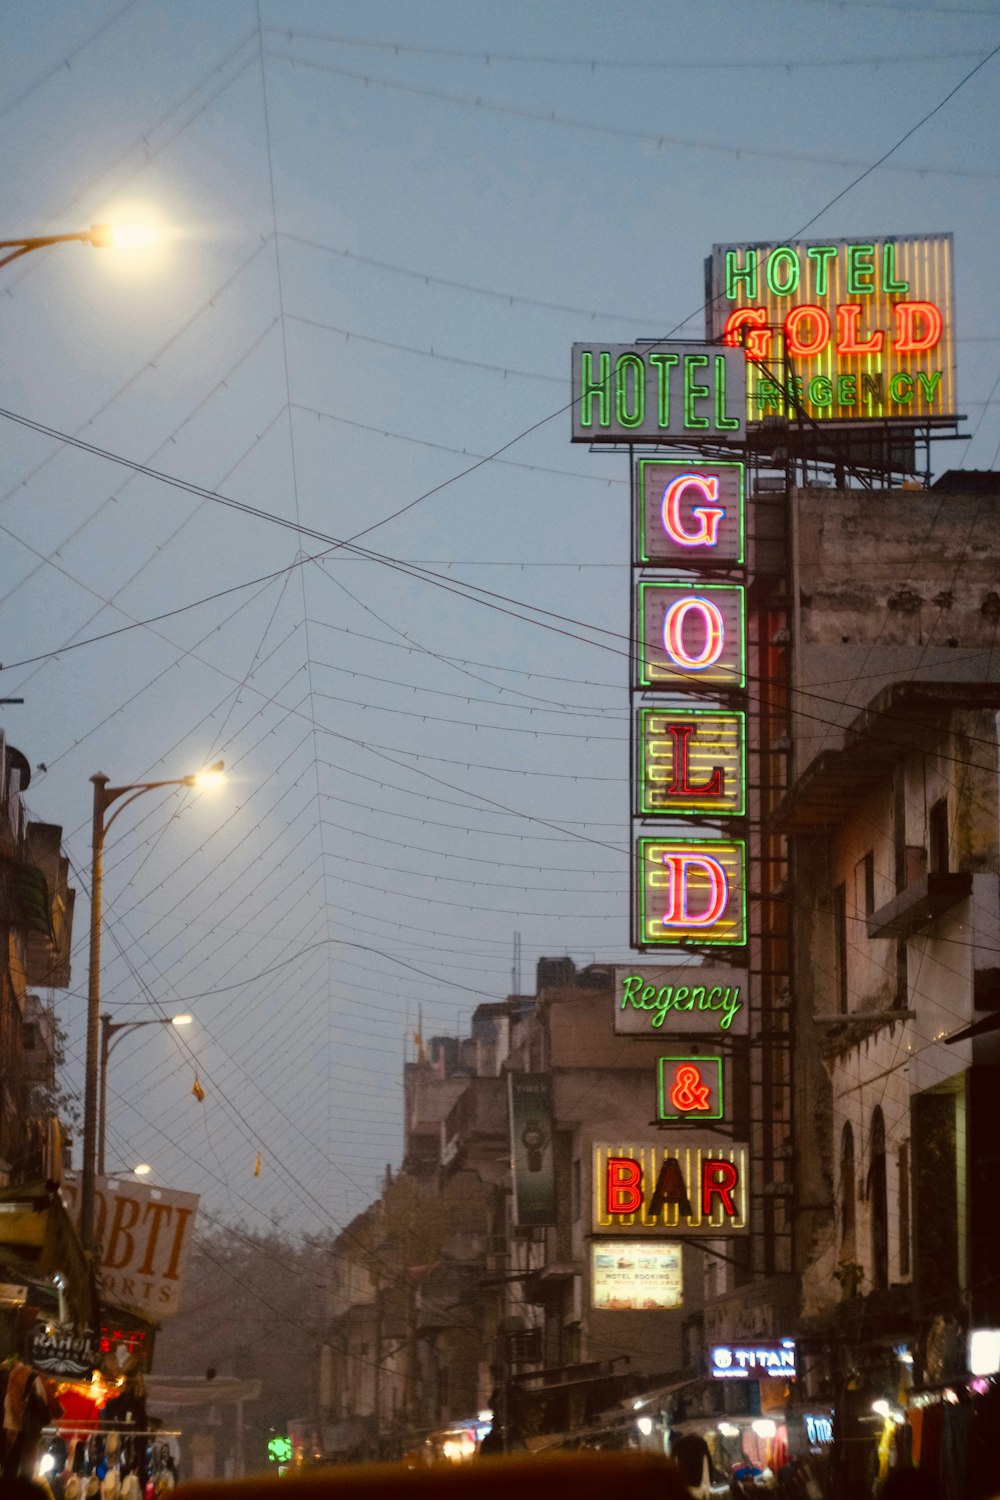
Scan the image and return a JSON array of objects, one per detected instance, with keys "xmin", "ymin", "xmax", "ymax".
[
  {"xmin": 839, "ymin": 1122, "xmax": 856, "ymax": 1256},
  {"xmin": 869, "ymin": 1107, "xmax": 889, "ymax": 1291}
]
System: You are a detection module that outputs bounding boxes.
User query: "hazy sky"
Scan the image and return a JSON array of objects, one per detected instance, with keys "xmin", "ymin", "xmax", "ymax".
[{"xmin": 1, "ymin": 0, "xmax": 998, "ymax": 1238}]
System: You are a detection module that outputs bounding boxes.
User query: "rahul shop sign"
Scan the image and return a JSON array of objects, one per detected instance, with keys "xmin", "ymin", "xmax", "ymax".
[
  {"xmin": 571, "ymin": 342, "xmax": 746, "ymax": 442},
  {"xmin": 705, "ymin": 234, "xmax": 956, "ymax": 425}
]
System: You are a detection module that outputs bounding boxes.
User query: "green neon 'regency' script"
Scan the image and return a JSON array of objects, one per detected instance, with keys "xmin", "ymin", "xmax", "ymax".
[{"xmin": 619, "ymin": 973, "xmax": 743, "ymax": 1031}]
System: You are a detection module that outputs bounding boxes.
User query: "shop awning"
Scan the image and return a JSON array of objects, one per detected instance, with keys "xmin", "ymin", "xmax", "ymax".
[
  {"xmin": 146, "ymin": 1374, "xmax": 262, "ymax": 1406},
  {"xmin": 0, "ymin": 1181, "xmax": 96, "ymax": 1331}
]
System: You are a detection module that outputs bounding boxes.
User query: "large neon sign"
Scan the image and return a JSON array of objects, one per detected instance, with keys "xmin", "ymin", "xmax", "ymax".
[
  {"xmin": 571, "ymin": 343, "xmax": 746, "ymax": 442},
  {"xmin": 593, "ymin": 1141, "xmax": 749, "ymax": 1234},
  {"xmin": 636, "ymin": 837, "xmax": 746, "ymax": 948},
  {"xmin": 613, "ymin": 965, "xmax": 749, "ymax": 1035},
  {"xmin": 637, "ymin": 582, "xmax": 745, "ymax": 691},
  {"xmin": 705, "ymin": 234, "xmax": 956, "ymax": 425},
  {"xmin": 637, "ymin": 459, "xmax": 744, "ymax": 567},
  {"xmin": 658, "ymin": 1056, "xmax": 724, "ymax": 1123},
  {"xmin": 637, "ymin": 708, "xmax": 745, "ymax": 817}
]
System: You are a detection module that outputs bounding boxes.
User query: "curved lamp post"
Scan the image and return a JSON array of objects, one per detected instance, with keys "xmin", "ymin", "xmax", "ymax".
[
  {"xmin": 0, "ymin": 222, "xmax": 155, "ymax": 271},
  {"xmin": 81, "ymin": 762, "xmax": 223, "ymax": 1251},
  {"xmin": 98, "ymin": 1012, "xmax": 193, "ymax": 1175}
]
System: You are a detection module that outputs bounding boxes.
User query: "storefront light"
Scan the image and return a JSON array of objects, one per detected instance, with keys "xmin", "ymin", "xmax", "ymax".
[
  {"xmin": 717, "ymin": 1422, "xmax": 740, "ymax": 1437},
  {"xmin": 636, "ymin": 1416, "xmax": 654, "ymax": 1437},
  {"xmin": 751, "ymin": 1419, "xmax": 776, "ymax": 1439},
  {"xmin": 970, "ymin": 1329, "xmax": 1000, "ymax": 1377}
]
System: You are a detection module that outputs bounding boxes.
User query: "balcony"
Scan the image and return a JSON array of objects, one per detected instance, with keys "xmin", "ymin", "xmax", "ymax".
[{"xmin": 867, "ymin": 872, "xmax": 973, "ymax": 940}]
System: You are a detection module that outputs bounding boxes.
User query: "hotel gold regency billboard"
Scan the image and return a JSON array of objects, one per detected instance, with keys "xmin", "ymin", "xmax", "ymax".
[{"xmin": 705, "ymin": 234, "xmax": 956, "ymax": 427}]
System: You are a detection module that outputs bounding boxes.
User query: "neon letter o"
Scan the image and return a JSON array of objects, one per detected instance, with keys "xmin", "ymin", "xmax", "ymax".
[{"xmin": 663, "ymin": 598, "xmax": 726, "ymax": 671}]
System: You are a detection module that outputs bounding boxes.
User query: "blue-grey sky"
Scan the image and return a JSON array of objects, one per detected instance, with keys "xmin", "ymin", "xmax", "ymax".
[{"xmin": 1, "ymin": 0, "xmax": 998, "ymax": 1237}]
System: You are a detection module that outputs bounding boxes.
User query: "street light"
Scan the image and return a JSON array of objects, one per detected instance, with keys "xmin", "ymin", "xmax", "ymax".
[
  {"xmin": 98, "ymin": 1011, "xmax": 193, "ymax": 1175},
  {"xmin": 0, "ymin": 222, "xmax": 156, "ymax": 270},
  {"xmin": 81, "ymin": 761, "xmax": 223, "ymax": 1252}
]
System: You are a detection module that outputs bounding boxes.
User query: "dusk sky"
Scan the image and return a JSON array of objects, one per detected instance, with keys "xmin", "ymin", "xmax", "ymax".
[{"xmin": 1, "ymin": 0, "xmax": 998, "ymax": 1239}]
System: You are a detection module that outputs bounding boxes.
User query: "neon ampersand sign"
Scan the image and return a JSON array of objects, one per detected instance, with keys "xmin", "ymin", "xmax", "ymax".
[{"xmin": 669, "ymin": 1064, "xmax": 711, "ymax": 1113}]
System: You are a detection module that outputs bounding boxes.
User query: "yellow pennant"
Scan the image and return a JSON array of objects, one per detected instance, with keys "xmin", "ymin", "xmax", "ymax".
[
  {"xmin": 192, "ymin": 1074, "xmax": 205, "ymax": 1102},
  {"xmin": 254, "ymin": 1152, "xmax": 262, "ymax": 1177}
]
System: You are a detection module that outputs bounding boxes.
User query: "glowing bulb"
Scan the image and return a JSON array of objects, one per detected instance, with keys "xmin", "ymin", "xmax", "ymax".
[
  {"xmin": 752, "ymin": 1419, "xmax": 776, "ymax": 1439},
  {"xmin": 192, "ymin": 760, "xmax": 225, "ymax": 789},
  {"xmin": 717, "ymin": 1423, "xmax": 739, "ymax": 1437},
  {"xmin": 90, "ymin": 223, "xmax": 156, "ymax": 250},
  {"xmin": 132, "ymin": 1163, "xmax": 151, "ymax": 1177},
  {"xmin": 871, "ymin": 1400, "xmax": 890, "ymax": 1418},
  {"xmin": 170, "ymin": 1014, "xmax": 193, "ymax": 1027},
  {"xmin": 636, "ymin": 1416, "xmax": 653, "ymax": 1437}
]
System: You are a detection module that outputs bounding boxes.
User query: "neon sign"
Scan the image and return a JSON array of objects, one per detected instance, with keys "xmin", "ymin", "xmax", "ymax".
[
  {"xmin": 636, "ymin": 837, "xmax": 746, "ymax": 948},
  {"xmin": 571, "ymin": 343, "xmax": 746, "ymax": 442},
  {"xmin": 658, "ymin": 1056, "xmax": 724, "ymax": 1123},
  {"xmin": 637, "ymin": 582, "xmax": 745, "ymax": 691},
  {"xmin": 638, "ymin": 708, "xmax": 745, "ymax": 817},
  {"xmin": 637, "ymin": 459, "xmax": 744, "ymax": 567},
  {"xmin": 613, "ymin": 966, "xmax": 748, "ymax": 1034},
  {"xmin": 593, "ymin": 1141, "xmax": 749, "ymax": 1233},
  {"xmin": 704, "ymin": 234, "xmax": 956, "ymax": 425},
  {"xmin": 709, "ymin": 1341, "xmax": 797, "ymax": 1380}
]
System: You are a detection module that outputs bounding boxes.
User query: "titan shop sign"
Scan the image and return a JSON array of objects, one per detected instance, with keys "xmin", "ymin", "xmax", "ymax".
[
  {"xmin": 571, "ymin": 342, "xmax": 746, "ymax": 442},
  {"xmin": 636, "ymin": 581, "xmax": 745, "ymax": 692},
  {"xmin": 635, "ymin": 837, "xmax": 747, "ymax": 949},
  {"xmin": 709, "ymin": 1341, "xmax": 797, "ymax": 1380},
  {"xmin": 637, "ymin": 707, "xmax": 745, "ymax": 818},
  {"xmin": 636, "ymin": 458, "xmax": 745, "ymax": 569},
  {"xmin": 704, "ymin": 233, "xmax": 957, "ymax": 425},
  {"xmin": 613, "ymin": 965, "xmax": 749, "ymax": 1036},
  {"xmin": 593, "ymin": 1142, "xmax": 749, "ymax": 1235}
]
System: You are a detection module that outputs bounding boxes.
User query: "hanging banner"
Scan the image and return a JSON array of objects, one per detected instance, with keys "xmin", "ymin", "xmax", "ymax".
[
  {"xmin": 635, "ymin": 837, "xmax": 747, "ymax": 948},
  {"xmin": 571, "ymin": 342, "xmax": 746, "ymax": 442},
  {"xmin": 613, "ymin": 965, "xmax": 749, "ymax": 1035},
  {"xmin": 705, "ymin": 233, "xmax": 956, "ymax": 426},
  {"xmin": 62, "ymin": 1175, "xmax": 199, "ymax": 1322},
  {"xmin": 637, "ymin": 707, "xmax": 745, "ymax": 818},
  {"xmin": 636, "ymin": 581, "xmax": 745, "ymax": 692},
  {"xmin": 636, "ymin": 458, "xmax": 745, "ymax": 568},
  {"xmin": 26, "ymin": 1322, "xmax": 99, "ymax": 1379},
  {"xmin": 593, "ymin": 1140, "xmax": 749, "ymax": 1235},
  {"xmin": 508, "ymin": 1074, "xmax": 556, "ymax": 1228}
]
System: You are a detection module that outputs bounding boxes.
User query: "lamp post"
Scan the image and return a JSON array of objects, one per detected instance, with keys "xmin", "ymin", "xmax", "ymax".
[
  {"xmin": 81, "ymin": 762, "xmax": 223, "ymax": 1252},
  {"xmin": 98, "ymin": 1012, "xmax": 193, "ymax": 1176},
  {"xmin": 0, "ymin": 222, "xmax": 155, "ymax": 271}
]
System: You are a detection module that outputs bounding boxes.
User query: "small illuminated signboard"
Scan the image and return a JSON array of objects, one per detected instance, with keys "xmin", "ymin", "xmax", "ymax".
[
  {"xmin": 637, "ymin": 707, "xmax": 745, "ymax": 817},
  {"xmin": 571, "ymin": 343, "xmax": 746, "ymax": 442},
  {"xmin": 592, "ymin": 1241, "xmax": 683, "ymax": 1311},
  {"xmin": 635, "ymin": 836, "xmax": 747, "ymax": 949},
  {"xmin": 637, "ymin": 581, "xmax": 745, "ymax": 692},
  {"xmin": 594, "ymin": 1141, "xmax": 749, "ymax": 1235},
  {"xmin": 658, "ymin": 1056, "xmax": 724, "ymax": 1123},
  {"xmin": 704, "ymin": 234, "xmax": 956, "ymax": 427},
  {"xmin": 709, "ymin": 1341, "xmax": 796, "ymax": 1380},
  {"xmin": 637, "ymin": 458, "xmax": 745, "ymax": 568}
]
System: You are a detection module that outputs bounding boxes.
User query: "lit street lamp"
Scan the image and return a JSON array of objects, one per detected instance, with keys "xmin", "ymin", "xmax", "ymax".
[
  {"xmin": 81, "ymin": 762, "xmax": 223, "ymax": 1252},
  {"xmin": 98, "ymin": 1011, "xmax": 193, "ymax": 1176},
  {"xmin": 0, "ymin": 222, "xmax": 156, "ymax": 270}
]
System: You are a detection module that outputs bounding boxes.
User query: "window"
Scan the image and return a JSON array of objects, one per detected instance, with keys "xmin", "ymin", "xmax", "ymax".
[
  {"xmin": 572, "ymin": 1158, "xmax": 581, "ymax": 1222},
  {"xmin": 862, "ymin": 851, "xmax": 875, "ymax": 917},
  {"xmin": 898, "ymin": 1141, "xmax": 910, "ymax": 1277},
  {"xmin": 834, "ymin": 882, "xmax": 848, "ymax": 1012},
  {"xmin": 929, "ymin": 797, "xmax": 949, "ymax": 874},
  {"xmin": 869, "ymin": 1108, "xmax": 889, "ymax": 1292},
  {"xmin": 840, "ymin": 1123, "xmax": 856, "ymax": 1257}
]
